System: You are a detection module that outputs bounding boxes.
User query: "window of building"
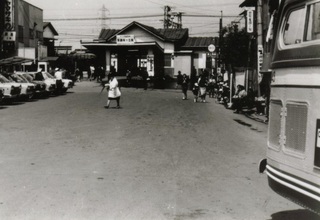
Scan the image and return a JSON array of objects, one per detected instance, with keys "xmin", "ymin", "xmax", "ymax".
[
  {"xmin": 36, "ymin": 31, "xmax": 43, "ymax": 40},
  {"xmin": 164, "ymin": 54, "xmax": 172, "ymax": 67},
  {"xmin": 29, "ymin": 28, "xmax": 34, "ymax": 39},
  {"xmin": 18, "ymin": 25, "xmax": 24, "ymax": 43}
]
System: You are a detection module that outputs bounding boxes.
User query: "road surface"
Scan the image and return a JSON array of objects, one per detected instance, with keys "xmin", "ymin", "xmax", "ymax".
[{"xmin": 0, "ymin": 81, "xmax": 319, "ymax": 220}]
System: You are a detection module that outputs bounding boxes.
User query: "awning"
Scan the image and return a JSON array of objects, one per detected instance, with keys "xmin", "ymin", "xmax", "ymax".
[
  {"xmin": 71, "ymin": 53, "xmax": 96, "ymax": 60},
  {"xmin": 82, "ymin": 41, "xmax": 164, "ymax": 52},
  {"xmin": 40, "ymin": 56, "xmax": 59, "ymax": 62},
  {"xmin": 0, "ymin": 56, "xmax": 34, "ymax": 66}
]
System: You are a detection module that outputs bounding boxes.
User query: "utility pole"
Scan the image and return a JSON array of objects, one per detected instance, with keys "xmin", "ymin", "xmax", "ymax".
[
  {"xmin": 256, "ymin": 0, "xmax": 263, "ymax": 96},
  {"xmin": 217, "ymin": 11, "xmax": 223, "ymax": 74},
  {"xmin": 177, "ymin": 12, "xmax": 182, "ymax": 28},
  {"xmin": 163, "ymin": 6, "xmax": 183, "ymax": 29},
  {"xmin": 164, "ymin": 6, "xmax": 171, "ymax": 29}
]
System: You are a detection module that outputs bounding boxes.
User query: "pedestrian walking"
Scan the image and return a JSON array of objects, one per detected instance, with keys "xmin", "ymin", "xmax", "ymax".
[
  {"xmin": 176, "ymin": 71, "xmax": 183, "ymax": 89},
  {"xmin": 105, "ymin": 73, "xmax": 121, "ymax": 109},
  {"xmin": 90, "ymin": 66, "xmax": 96, "ymax": 81},
  {"xmin": 74, "ymin": 68, "xmax": 81, "ymax": 82},
  {"xmin": 190, "ymin": 66, "xmax": 197, "ymax": 90},
  {"xmin": 126, "ymin": 69, "xmax": 132, "ymax": 86},
  {"xmin": 97, "ymin": 66, "xmax": 104, "ymax": 82},
  {"xmin": 207, "ymin": 74, "xmax": 216, "ymax": 98},
  {"xmin": 181, "ymin": 73, "xmax": 189, "ymax": 100},
  {"xmin": 192, "ymin": 82, "xmax": 199, "ymax": 103},
  {"xmin": 198, "ymin": 73, "xmax": 208, "ymax": 103},
  {"xmin": 141, "ymin": 68, "xmax": 148, "ymax": 90}
]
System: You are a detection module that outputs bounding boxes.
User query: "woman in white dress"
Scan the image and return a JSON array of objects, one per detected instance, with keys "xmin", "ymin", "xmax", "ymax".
[{"xmin": 105, "ymin": 73, "xmax": 121, "ymax": 109}]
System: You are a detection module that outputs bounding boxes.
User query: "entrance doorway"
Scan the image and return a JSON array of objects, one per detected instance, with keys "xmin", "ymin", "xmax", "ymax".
[
  {"xmin": 118, "ymin": 50, "xmax": 148, "ymax": 76},
  {"xmin": 108, "ymin": 46, "xmax": 162, "ymax": 77}
]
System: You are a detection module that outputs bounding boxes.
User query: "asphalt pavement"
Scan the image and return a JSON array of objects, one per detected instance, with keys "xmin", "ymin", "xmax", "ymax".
[{"xmin": 0, "ymin": 80, "xmax": 319, "ymax": 220}]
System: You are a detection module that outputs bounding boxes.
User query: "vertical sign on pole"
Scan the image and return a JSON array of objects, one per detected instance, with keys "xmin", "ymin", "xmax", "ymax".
[
  {"xmin": 4, "ymin": 0, "xmax": 14, "ymax": 31},
  {"xmin": 3, "ymin": 0, "xmax": 15, "ymax": 51},
  {"xmin": 257, "ymin": 45, "xmax": 263, "ymax": 83},
  {"xmin": 315, "ymin": 119, "xmax": 320, "ymax": 168},
  {"xmin": 245, "ymin": 7, "xmax": 255, "ymax": 34}
]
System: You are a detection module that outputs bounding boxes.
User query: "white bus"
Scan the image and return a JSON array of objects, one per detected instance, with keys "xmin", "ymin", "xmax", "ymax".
[{"xmin": 260, "ymin": 0, "xmax": 320, "ymax": 215}]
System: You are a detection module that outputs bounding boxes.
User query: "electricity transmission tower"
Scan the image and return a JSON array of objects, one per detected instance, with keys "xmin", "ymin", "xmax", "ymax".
[{"xmin": 100, "ymin": 4, "xmax": 109, "ymax": 29}]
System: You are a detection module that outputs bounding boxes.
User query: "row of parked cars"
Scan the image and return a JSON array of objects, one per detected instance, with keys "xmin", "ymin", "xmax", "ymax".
[{"xmin": 0, "ymin": 70, "xmax": 74, "ymax": 103}]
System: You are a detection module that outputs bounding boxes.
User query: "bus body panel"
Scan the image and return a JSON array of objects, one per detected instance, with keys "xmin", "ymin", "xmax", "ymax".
[{"xmin": 265, "ymin": 0, "xmax": 320, "ymax": 214}]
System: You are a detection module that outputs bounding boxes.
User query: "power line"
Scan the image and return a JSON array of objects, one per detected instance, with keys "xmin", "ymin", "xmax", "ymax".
[
  {"xmin": 58, "ymin": 33, "xmax": 98, "ymax": 37},
  {"xmin": 44, "ymin": 13, "xmax": 238, "ymax": 21},
  {"xmin": 44, "ymin": 14, "xmax": 163, "ymax": 21},
  {"xmin": 184, "ymin": 14, "xmax": 238, "ymax": 18}
]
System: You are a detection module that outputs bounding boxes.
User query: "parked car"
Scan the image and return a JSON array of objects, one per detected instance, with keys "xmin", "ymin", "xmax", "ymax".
[
  {"xmin": 46, "ymin": 71, "xmax": 74, "ymax": 93},
  {"xmin": 4, "ymin": 72, "xmax": 35, "ymax": 100},
  {"xmin": 0, "ymin": 73, "xmax": 21, "ymax": 101},
  {"xmin": 0, "ymin": 88, "xmax": 4, "ymax": 103},
  {"xmin": 16, "ymin": 72, "xmax": 47, "ymax": 97},
  {"xmin": 26, "ymin": 72, "xmax": 56, "ymax": 95}
]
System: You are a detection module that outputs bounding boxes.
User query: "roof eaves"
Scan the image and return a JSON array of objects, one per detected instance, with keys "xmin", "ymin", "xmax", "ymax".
[
  {"xmin": 43, "ymin": 22, "xmax": 59, "ymax": 36},
  {"xmin": 107, "ymin": 21, "xmax": 165, "ymax": 42}
]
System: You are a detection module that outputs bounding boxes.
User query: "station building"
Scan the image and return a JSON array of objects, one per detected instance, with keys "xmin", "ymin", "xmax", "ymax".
[{"xmin": 81, "ymin": 21, "xmax": 216, "ymax": 77}]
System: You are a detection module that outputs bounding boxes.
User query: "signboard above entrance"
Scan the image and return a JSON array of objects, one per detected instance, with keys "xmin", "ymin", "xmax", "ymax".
[{"xmin": 116, "ymin": 35, "xmax": 135, "ymax": 44}]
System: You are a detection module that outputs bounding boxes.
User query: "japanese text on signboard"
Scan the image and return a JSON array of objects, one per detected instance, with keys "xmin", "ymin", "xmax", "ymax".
[
  {"xmin": 116, "ymin": 35, "xmax": 135, "ymax": 44},
  {"xmin": 246, "ymin": 7, "xmax": 254, "ymax": 34},
  {"xmin": 4, "ymin": 0, "xmax": 14, "ymax": 31}
]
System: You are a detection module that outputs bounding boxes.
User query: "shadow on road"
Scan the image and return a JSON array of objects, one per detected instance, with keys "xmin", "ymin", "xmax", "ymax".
[
  {"xmin": 269, "ymin": 209, "xmax": 320, "ymax": 220},
  {"xmin": 234, "ymin": 119, "xmax": 252, "ymax": 127},
  {"xmin": 1, "ymin": 101, "xmax": 25, "ymax": 106}
]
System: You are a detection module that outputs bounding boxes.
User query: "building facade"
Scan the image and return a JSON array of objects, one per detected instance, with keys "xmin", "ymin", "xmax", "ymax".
[
  {"xmin": 43, "ymin": 22, "xmax": 58, "ymax": 58},
  {"xmin": 0, "ymin": 0, "xmax": 58, "ymax": 68},
  {"xmin": 82, "ymin": 21, "xmax": 216, "ymax": 77}
]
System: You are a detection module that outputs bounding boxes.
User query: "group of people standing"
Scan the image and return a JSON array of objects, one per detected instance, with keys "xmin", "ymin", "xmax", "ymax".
[{"xmin": 176, "ymin": 69, "xmax": 216, "ymax": 103}]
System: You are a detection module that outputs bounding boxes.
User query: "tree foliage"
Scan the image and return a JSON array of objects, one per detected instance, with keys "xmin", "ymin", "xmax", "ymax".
[{"xmin": 220, "ymin": 26, "xmax": 252, "ymax": 69}]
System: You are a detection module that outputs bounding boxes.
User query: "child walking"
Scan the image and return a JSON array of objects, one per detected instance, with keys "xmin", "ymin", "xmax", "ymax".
[{"xmin": 192, "ymin": 82, "xmax": 199, "ymax": 103}]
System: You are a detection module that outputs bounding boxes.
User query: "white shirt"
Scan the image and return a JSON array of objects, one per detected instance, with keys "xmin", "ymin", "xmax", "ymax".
[{"xmin": 55, "ymin": 71, "xmax": 63, "ymax": 80}]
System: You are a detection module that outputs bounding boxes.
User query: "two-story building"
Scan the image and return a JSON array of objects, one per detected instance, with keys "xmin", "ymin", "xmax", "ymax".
[{"xmin": 0, "ymin": 0, "xmax": 58, "ymax": 69}]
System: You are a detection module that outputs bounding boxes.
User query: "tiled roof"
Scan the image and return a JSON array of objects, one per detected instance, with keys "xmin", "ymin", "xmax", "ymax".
[
  {"xmin": 239, "ymin": 0, "xmax": 257, "ymax": 7},
  {"xmin": 181, "ymin": 37, "xmax": 215, "ymax": 48},
  {"xmin": 98, "ymin": 29, "xmax": 120, "ymax": 41},
  {"xmin": 157, "ymin": 28, "xmax": 188, "ymax": 41}
]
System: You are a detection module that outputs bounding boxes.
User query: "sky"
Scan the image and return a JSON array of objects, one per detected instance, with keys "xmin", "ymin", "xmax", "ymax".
[{"xmin": 25, "ymin": 0, "xmax": 245, "ymax": 49}]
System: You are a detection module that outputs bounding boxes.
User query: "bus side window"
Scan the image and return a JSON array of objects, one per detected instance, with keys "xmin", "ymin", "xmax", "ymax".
[
  {"xmin": 306, "ymin": 2, "xmax": 320, "ymax": 41},
  {"xmin": 283, "ymin": 7, "xmax": 305, "ymax": 45}
]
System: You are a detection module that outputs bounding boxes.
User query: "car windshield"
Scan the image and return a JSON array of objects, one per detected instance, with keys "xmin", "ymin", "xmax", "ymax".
[
  {"xmin": 22, "ymin": 73, "xmax": 34, "ymax": 82},
  {"xmin": 18, "ymin": 74, "xmax": 30, "ymax": 82},
  {"xmin": 0, "ymin": 74, "xmax": 11, "ymax": 83},
  {"xmin": 44, "ymin": 72, "xmax": 55, "ymax": 79},
  {"xmin": 33, "ymin": 72, "xmax": 45, "ymax": 81},
  {"xmin": 10, "ymin": 74, "xmax": 27, "ymax": 83}
]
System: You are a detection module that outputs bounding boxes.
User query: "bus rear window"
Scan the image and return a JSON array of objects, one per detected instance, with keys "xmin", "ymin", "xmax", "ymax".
[
  {"xmin": 306, "ymin": 2, "xmax": 320, "ymax": 41},
  {"xmin": 283, "ymin": 7, "xmax": 305, "ymax": 45}
]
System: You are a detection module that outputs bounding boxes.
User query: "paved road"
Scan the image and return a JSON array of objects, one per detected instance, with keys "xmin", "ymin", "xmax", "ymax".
[{"xmin": 0, "ymin": 81, "xmax": 319, "ymax": 220}]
